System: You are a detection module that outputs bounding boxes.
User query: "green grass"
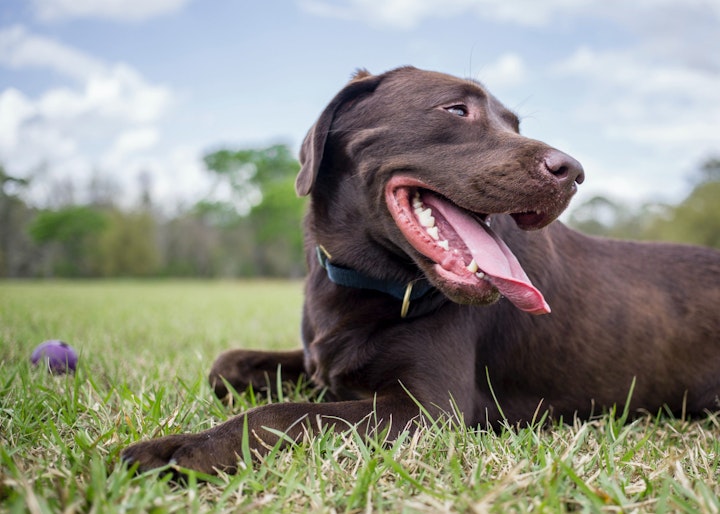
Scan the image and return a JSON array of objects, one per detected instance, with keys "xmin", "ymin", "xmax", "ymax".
[{"xmin": 1, "ymin": 280, "xmax": 719, "ymax": 513}]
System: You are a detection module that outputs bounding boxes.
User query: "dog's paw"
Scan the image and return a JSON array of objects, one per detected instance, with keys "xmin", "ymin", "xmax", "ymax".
[
  {"xmin": 209, "ymin": 349, "xmax": 276, "ymax": 399},
  {"xmin": 121, "ymin": 433, "xmax": 235, "ymax": 476}
]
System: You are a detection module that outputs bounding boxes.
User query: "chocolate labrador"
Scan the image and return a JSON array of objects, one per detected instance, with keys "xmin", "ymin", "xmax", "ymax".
[{"xmin": 123, "ymin": 66, "xmax": 720, "ymax": 475}]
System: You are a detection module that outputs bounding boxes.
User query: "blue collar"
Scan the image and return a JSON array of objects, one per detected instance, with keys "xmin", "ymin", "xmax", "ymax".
[{"xmin": 315, "ymin": 245, "xmax": 436, "ymax": 318}]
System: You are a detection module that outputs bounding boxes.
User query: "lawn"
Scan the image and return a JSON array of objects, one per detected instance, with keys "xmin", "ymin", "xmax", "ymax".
[{"xmin": 1, "ymin": 280, "xmax": 718, "ymax": 513}]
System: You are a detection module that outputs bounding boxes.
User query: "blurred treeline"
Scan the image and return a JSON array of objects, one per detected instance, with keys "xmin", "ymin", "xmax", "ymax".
[
  {"xmin": 567, "ymin": 157, "xmax": 720, "ymax": 247},
  {"xmin": 0, "ymin": 144, "xmax": 305, "ymax": 278},
  {"xmin": 1, "ymin": 149, "xmax": 718, "ymax": 279}
]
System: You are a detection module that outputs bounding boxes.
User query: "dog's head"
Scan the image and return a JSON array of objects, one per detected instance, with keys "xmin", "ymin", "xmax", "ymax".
[{"xmin": 297, "ymin": 67, "xmax": 584, "ymax": 314}]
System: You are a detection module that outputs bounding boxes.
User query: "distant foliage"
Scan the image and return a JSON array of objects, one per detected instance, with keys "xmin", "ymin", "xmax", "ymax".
[
  {"xmin": 646, "ymin": 180, "xmax": 720, "ymax": 248},
  {"xmin": 200, "ymin": 144, "xmax": 305, "ymax": 277},
  {"xmin": 0, "ymin": 166, "xmax": 37, "ymax": 276},
  {"xmin": 30, "ymin": 206, "xmax": 108, "ymax": 244},
  {"xmin": 94, "ymin": 210, "xmax": 160, "ymax": 276},
  {"xmin": 0, "ymin": 144, "xmax": 307, "ymax": 278},
  {"xmin": 29, "ymin": 206, "xmax": 108, "ymax": 277},
  {"xmin": 567, "ymin": 157, "xmax": 720, "ymax": 250}
]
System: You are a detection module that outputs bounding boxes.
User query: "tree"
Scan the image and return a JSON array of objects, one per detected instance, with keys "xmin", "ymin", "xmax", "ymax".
[
  {"xmin": 566, "ymin": 195, "xmax": 658, "ymax": 240},
  {"xmin": 200, "ymin": 144, "xmax": 305, "ymax": 276},
  {"xmin": 696, "ymin": 157, "xmax": 720, "ymax": 184},
  {"xmin": 0, "ymin": 165, "xmax": 38, "ymax": 277},
  {"xmin": 29, "ymin": 206, "xmax": 108, "ymax": 276},
  {"xmin": 646, "ymin": 180, "xmax": 720, "ymax": 248},
  {"xmin": 94, "ymin": 210, "xmax": 160, "ymax": 276}
]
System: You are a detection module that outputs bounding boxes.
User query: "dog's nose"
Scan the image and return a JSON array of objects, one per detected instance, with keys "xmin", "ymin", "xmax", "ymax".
[{"xmin": 544, "ymin": 150, "xmax": 585, "ymax": 185}]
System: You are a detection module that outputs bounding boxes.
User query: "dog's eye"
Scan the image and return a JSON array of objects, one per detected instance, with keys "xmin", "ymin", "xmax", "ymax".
[{"xmin": 445, "ymin": 105, "xmax": 469, "ymax": 117}]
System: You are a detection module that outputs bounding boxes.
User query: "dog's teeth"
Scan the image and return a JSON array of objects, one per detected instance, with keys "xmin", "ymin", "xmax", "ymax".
[
  {"xmin": 438, "ymin": 240, "xmax": 449, "ymax": 251},
  {"xmin": 420, "ymin": 215, "xmax": 435, "ymax": 228},
  {"xmin": 427, "ymin": 226, "xmax": 439, "ymax": 240},
  {"xmin": 467, "ymin": 259, "xmax": 478, "ymax": 273},
  {"xmin": 412, "ymin": 193, "xmax": 423, "ymax": 210},
  {"xmin": 417, "ymin": 208, "xmax": 435, "ymax": 228},
  {"xmin": 476, "ymin": 271, "xmax": 486, "ymax": 279}
]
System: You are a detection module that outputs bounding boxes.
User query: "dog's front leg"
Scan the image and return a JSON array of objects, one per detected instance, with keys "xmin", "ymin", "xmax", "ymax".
[
  {"xmin": 122, "ymin": 395, "xmax": 422, "ymax": 475},
  {"xmin": 209, "ymin": 349, "xmax": 307, "ymax": 399}
]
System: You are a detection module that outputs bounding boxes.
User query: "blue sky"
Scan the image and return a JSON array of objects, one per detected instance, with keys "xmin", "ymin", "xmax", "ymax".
[{"xmin": 1, "ymin": 0, "xmax": 719, "ymax": 212}]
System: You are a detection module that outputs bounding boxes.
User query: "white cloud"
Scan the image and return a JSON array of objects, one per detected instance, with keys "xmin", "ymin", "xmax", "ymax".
[
  {"xmin": 31, "ymin": 0, "xmax": 192, "ymax": 22},
  {"xmin": 0, "ymin": 25, "xmax": 104, "ymax": 81},
  {"xmin": 0, "ymin": 88, "xmax": 67, "ymax": 172},
  {"xmin": 555, "ymin": 47, "xmax": 720, "ymax": 149},
  {"xmin": 84, "ymin": 65, "xmax": 170, "ymax": 122},
  {"xmin": 0, "ymin": 27, "xmax": 174, "ymax": 206},
  {"xmin": 0, "ymin": 88, "xmax": 36, "ymax": 151},
  {"xmin": 558, "ymin": 47, "xmax": 720, "ymax": 97},
  {"xmin": 0, "ymin": 61, "xmax": 172, "ymax": 152},
  {"xmin": 0, "ymin": 27, "xmax": 171, "ymax": 125},
  {"xmin": 542, "ymin": 45, "xmax": 720, "ymax": 204},
  {"xmin": 477, "ymin": 53, "xmax": 527, "ymax": 89},
  {"xmin": 298, "ymin": 0, "xmax": 593, "ymax": 29},
  {"xmin": 299, "ymin": 0, "xmax": 720, "ymax": 31},
  {"xmin": 0, "ymin": 26, "xmax": 172, "ymax": 122},
  {"xmin": 104, "ymin": 127, "xmax": 160, "ymax": 164}
]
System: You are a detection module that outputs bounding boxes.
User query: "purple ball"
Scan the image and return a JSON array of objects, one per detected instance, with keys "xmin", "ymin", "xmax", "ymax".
[{"xmin": 31, "ymin": 340, "xmax": 78, "ymax": 374}]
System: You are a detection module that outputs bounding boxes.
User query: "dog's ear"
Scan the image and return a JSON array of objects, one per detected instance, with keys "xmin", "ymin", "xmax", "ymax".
[{"xmin": 296, "ymin": 70, "xmax": 382, "ymax": 197}]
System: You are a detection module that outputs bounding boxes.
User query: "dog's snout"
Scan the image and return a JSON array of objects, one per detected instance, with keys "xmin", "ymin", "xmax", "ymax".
[{"xmin": 544, "ymin": 150, "xmax": 585, "ymax": 185}]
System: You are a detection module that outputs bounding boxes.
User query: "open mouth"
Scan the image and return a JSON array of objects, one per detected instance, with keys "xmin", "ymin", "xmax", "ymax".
[{"xmin": 385, "ymin": 175, "xmax": 551, "ymax": 315}]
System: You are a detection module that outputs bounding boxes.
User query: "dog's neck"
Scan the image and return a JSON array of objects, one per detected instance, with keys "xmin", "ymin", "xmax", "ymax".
[{"xmin": 314, "ymin": 245, "xmax": 444, "ymax": 318}]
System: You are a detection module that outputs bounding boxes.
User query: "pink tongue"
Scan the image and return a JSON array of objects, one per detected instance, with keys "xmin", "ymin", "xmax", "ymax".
[{"xmin": 425, "ymin": 197, "xmax": 550, "ymax": 315}]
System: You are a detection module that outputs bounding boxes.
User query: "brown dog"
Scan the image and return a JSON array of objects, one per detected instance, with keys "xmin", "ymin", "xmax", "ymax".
[{"xmin": 122, "ymin": 66, "xmax": 720, "ymax": 475}]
